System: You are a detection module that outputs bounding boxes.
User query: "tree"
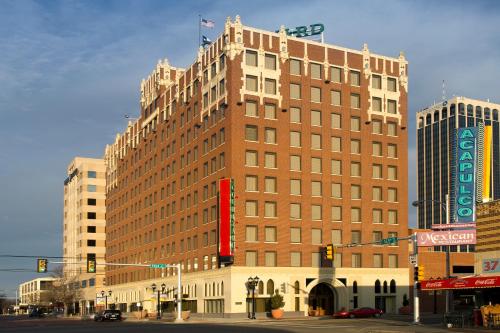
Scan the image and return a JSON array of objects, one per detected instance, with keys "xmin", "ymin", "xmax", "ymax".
[{"xmin": 45, "ymin": 265, "xmax": 82, "ymax": 315}]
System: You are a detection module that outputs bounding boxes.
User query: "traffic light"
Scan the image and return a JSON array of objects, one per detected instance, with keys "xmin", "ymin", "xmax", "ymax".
[
  {"xmin": 326, "ymin": 244, "xmax": 334, "ymax": 260},
  {"xmin": 413, "ymin": 266, "xmax": 418, "ymax": 281},
  {"xmin": 418, "ymin": 266, "xmax": 425, "ymax": 281},
  {"xmin": 37, "ymin": 259, "xmax": 48, "ymax": 273},
  {"xmin": 87, "ymin": 258, "xmax": 96, "ymax": 273}
]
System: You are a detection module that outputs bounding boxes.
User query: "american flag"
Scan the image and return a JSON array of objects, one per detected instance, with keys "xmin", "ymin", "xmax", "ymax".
[{"xmin": 201, "ymin": 18, "xmax": 215, "ymax": 28}]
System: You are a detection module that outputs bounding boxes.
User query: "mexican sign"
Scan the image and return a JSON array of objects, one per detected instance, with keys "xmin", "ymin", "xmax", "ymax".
[
  {"xmin": 421, "ymin": 276, "xmax": 500, "ymax": 290},
  {"xmin": 483, "ymin": 258, "xmax": 500, "ymax": 274},
  {"xmin": 455, "ymin": 127, "xmax": 477, "ymax": 223},
  {"xmin": 417, "ymin": 230, "xmax": 476, "ymax": 246},
  {"xmin": 219, "ymin": 178, "xmax": 235, "ymax": 264}
]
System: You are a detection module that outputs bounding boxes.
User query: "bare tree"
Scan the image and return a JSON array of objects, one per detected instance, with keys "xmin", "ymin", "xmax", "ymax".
[{"xmin": 46, "ymin": 265, "xmax": 82, "ymax": 315}]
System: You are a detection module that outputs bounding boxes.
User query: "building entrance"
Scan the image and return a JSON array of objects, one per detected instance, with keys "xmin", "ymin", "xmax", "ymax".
[{"xmin": 308, "ymin": 283, "xmax": 335, "ymax": 316}]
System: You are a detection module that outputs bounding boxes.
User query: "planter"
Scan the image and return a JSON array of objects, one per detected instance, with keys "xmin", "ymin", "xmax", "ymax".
[
  {"xmin": 174, "ymin": 310, "xmax": 190, "ymax": 320},
  {"xmin": 271, "ymin": 308, "xmax": 283, "ymax": 319}
]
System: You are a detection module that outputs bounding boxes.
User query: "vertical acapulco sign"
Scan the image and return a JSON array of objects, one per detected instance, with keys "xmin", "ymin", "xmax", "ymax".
[
  {"xmin": 219, "ymin": 179, "xmax": 235, "ymax": 264},
  {"xmin": 455, "ymin": 127, "xmax": 478, "ymax": 223}
]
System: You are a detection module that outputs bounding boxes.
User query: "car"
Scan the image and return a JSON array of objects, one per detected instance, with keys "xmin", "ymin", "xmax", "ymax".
[
  {"xmin": 94, "ymin": 310, "xmax": 122, "ymax": 321},
  {"xmin": 333, "ymin": 307, "xmax": 383, "ymax": 319},
  {"xmin": 28, "ymin": 308, "xmax": 48, "ymax": 318}
]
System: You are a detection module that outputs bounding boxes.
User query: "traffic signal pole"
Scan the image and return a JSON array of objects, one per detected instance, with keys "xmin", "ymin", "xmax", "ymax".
[{"xmin": 412, "ymin": 233, "xmax": 420, "ymax": 325}]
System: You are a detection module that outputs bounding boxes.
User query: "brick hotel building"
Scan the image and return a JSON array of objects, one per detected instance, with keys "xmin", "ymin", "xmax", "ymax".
[{"xmin": 104, "ymin": 16, "xmax": 409, "ymax": 316}]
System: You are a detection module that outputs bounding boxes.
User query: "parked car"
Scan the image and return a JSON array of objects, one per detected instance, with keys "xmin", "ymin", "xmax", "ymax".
[
  {"xmin": 94, "ymin": 310, "xmax": 122, "ymax": 321},
  {"xmin": 333, "ymin": 307, "xmax": 383, "ymax": 318},
  {"xmin": 28, "ymin": 308, "xmax": 48, "ymax": 318}
]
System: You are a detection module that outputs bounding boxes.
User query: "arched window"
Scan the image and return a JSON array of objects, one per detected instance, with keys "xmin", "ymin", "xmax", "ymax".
[
  {"xmin": 441, "ymin": 107, "xmax": 447, "ymax": 119},
  {"xmin": 493, "ymin": 109, "xmax": 498, "ymax": 121},
  {"xmin": 485, "ymin": 108, "xmax": 491, "ymax": 120},
  {"xmin": 450, "ymin": 103, "xmax": 456, "ymax": 116},
  {"xmin": 216, "ymin": 283, "xmax": 219, "ymax": 296},
  {"xmin": 459, "ymin": 103, "xmax": 465, "ymax": 115},
  {"xmin": 390, "ymin": 280, "xmax": 396, "ymax": 293},
  {"xmin": 204, "ymin": 283, "xmax": 207, "ymax": 297},
  {"xmin": 433, "ymin": 111, "xmax": 439, "ymax": 122},
  {"xmin": 258, "ymin": 281, "xmax": 264, "ymax": 295},
  {"xmin": 267, "ymin": 279, "xmax": 274, "ymax": 295},
  {"xmin": 294, "ymin": 281, "xmax": 300, "ymax": 294},
  {"xmin": 212, "ymin": 282, "xmax": 216, "ymax": 296},
  {"xmin": 418, "ymin": 117, "xmax": 424, "ymax": 128},
  {"xmin": 467, "ymin": 104, "xmax": 474, "ymax": 117},
  {"xmin": 375, "ymin": 279, "xmax": 381, "ymax": 294},
  {"xmin": 476, "ymin": 106, "xmax": 483, "ymax": 118},
  {"xmin": 221, "ymin": 281, "xmax": 224, "ymax": 296},
  {"xmin": 383, "ymin": 281, "xmax": 388, "ymax": 294},
  {"xmin": 353, "ymin": 281, "xmax": 358, "ymax": 294},
  {"xmin": 426, "ymin": 114, "xmax": 432, "ymax": 125}
]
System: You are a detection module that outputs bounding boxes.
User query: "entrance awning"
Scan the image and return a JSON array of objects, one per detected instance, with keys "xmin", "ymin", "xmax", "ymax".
[{"xmin": 421, "ymin": 276, "xmax": 500, "ymax": 290}]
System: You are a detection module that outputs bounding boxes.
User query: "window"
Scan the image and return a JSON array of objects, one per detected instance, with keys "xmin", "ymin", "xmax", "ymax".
[
  {"xmin": 265, "ymin": 54, "xmax": 276, "ymax": 70},
  {"xmin": 387, "ymin": 100, "xmax": 397, "ymax": 114},
  {"xmin": 246, "ymin": 251, "xmax": 257, "ymax": 266},
  {"xmin": 351, "ymin": 230, "xmax": 361, "ymax": 244},
  {"xmin": 245, "ymin": 150, "xmax": 258, "ymax": 166},
  {"xmin": 331, "ymin": 159, "xmax": 342, "ymax": 175},
  {"xmin": 372, "ymin": 119, "xmax": 382, "ymax": 134},
  {"xmin": 87, "ymin": 171, "xmax": 97, "ymax": 178},
  {"xmin": 331, "ymin": 183, "xmax": 342, "ymax": 198},
  {"xmin": 350, "ymin": 93, "xmax": 360, "ymax": 109},
  {"xmin": 246, "ymin": 201, "xmax": 258, "ymax": 217},
  {"xmin": 311, "ymin": 63, "xmax": 322, "ymax": 79},
  {"xmin": 265, "ymin": 177, "xmax": 277, "ymax": 193},
  {"xmin": 265, "ymin": 79, "xmax": 277, "ymax": 94},
  {"xmin": 388, "ymin": 188, "xmax": 398, "ymax": 202},
  {"xmin": 351, "ymin": 184, "xmax": 361, "ymax": 199},
  {"xmin": 373, "ymin": 231, "xmax": 383, "ymax": 243},
  {"xmin": 290, "ymin": 107, "xmax": 301, "ymax": 123},
  {"xmin": 312, "ymin": 252, "xmax": 321, "ymax": 267},
  {"xmin": 372, "ymin": 142, "xmax": 382, "ymax": 156},
  {"xmin": 290, "ymin": 131, "xmax": 301, "ymax": 147},
  {"xmin": 264, "ymin": 152, "xmax": 277, "ymax": 168},
  {"xmin": 311, "ymin": 110, "xmax": 322, "ymax": 126},
  {"xmin": 311, "ymin": 87, "xmax": 321, "ymax": 103},
  {"xmin": 87, "ymin": 240, "xmax": 96, "ymax": 247},
  {"xmin": 246, "ymin": 50, "xmax": 258, "ymax": 66},
  {"xmin": 388, "ymin": 210, "xmax": 398, "ymax": 224},
  {"xmin": 246, "ymin": 175, "xmax": 258, "ymax": 192},
  {"xmin": 265, "ymin": 104, "xmax": 276, "ymax": 119},
  {"xmin": 311, "ymin": 134, "xmax": 322, "ymax": 149},
  {"xmin": 246, "ymin": 226, "xmax": 258, "ymax": 242},
  {"xmin": 331, "ymin": 67, "xmax": 342, "ymax": 83},
  {"xmin": 352, "ymin": 253, "xmax": 361, "ymax": 268},
  {"xmin": 264, "ymin": 201, "xmax": 277, "ymax": 218},
  {"xmin": 311, "ymin": 157, "xmax": 322, "ymax": 173},
  {"xmin": 331, "ymin": 113, "xmax": 341, "ymax": 129},
  {"xmin": 290, "ymin": 59, "xmax": 302, "ymax": 75},
  {"xmin": 331, "ymin": 230, "xmax": 342, "ymax": 245},
  {"xmin": 265, "ymin": 252, "xmax": 277, "ymax": 266},
  {"xmin": 311, "ymin": 229, "xmax": 322, "ymax": 245},
  {"xmin": 372, "ymin": 164, "xmax": 383, "ymax": 178},
  {"xmin": 265, "ymin": 226, "xmax": 277, "ymax": 242},
  {"xmin": 388, "ymin": 254, "xmax": 398, "ymax": 268},
  {"xmin": 330, "ymin": 136, "xmax": 342, "ymax": 152},
  {"xmin": 331, "ymin": 90, "xmax": 341, "ymax": 106},
  {"xmin": 290, "ymin": 155, "xmax": 301, "ymax": 171},
  {"xmin": 290, "ymin": 83, "xmax": 301, "ymax": 99},
  {"xmin": 87, "ymin": 226, "xmax": 96, "ymax": 233},
  {"xmin": 246, "ymin": 75, "xmax": 258, "ymax": 92},
  {"xmin": 351, "ymin": 207, "xmax": 361, "ymax": 223},
  {"xmin": 87, "ymin": 198, "xmax": 96, "ymax": 206},
  {"xmin": 388, "ymin": 166, "xmax": 398, "ymax": 180},
  {"xmin": 311, "ymin": 181, "xmax": 322, "ymax": 196},
  {"xmin": 290, "ymin": 179, "xmax": 301, "ymax": 195},
  {"xmin": 350, "ymin": 117, "xmax": 360, "ymax": 131},
  {"xmin": 350, "ymin": 162, "xmax": 361, "ymax": 177},
  {"xmin": 290, "ymin": 203, "xmax": 301, "ymax": 219},
  {"xmin": 387, "ymin": 77, "xmax": 397, "ymax": 92},
  {"xmin": 331, "ymin": 206, "xmax": 342, "ymax": 221},
  {"xmin": 387, "ymin": 122, "xmax": 397, "ymax": 136},
  {"xmin": 291, "ymin": 252, "xmax": 301, "ymax": 267},
  {"xmin": 87, "ymin": 185, "xmax": 97, "ymax": 192},
  {"xmin": 372, "ymin": 75, "xmax": 381, "ymax": 89},
  {"xmin": 350, "ymin": 71, "xmax": 360, "ymax": 86},
  {"xmin": 290, "ymin": 227, "xmax": 301, "ymax": 243},
  {"xmin": 265, "ymin": 128, "xmax": 277, "ymax": 144},
  {"xmin": 311, "ymin": 205, "xmax": 322, "ymax": 220},
  {"xmin": 388, "ymin": 144, "xmax": 398, "ymax": 158},
  {"xmin": 350, "ymin": 139, "xmax": 360, "ymax": 154},
  {"xmin": 372, "ymin": 186, "xmax": 383, "ymax": 201},
  {"xmin": 373, "ymin": 254, "xmax": 383, "ymax": 268},
  {"xmin": 245, "ymin": 101, "xmax": 258, "ymax": 117},
  {"xmin": 87, "ymin": 212, "xmax": 96, "ymax": 219},
  {"xmin": 245, "ymin": 125, "xmax": 258, "ymax": 141},
  {"xmin": 372, "ymin": 97, "xmax": 382, "ymax": 112},
  {"xmin": 373, "ymin": 209, "xmax": 383, "ymax": 224}
]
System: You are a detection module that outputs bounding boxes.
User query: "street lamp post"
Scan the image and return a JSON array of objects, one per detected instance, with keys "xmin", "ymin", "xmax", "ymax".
[
  {"xmin": 151, "ymin": 283, "xmax": 166, "ymax": 320},
  {"xmin": 412, "ymin": 195, "xmax": 451, "ymax": 314},
  {"xmin": 247, "ymin": 276, "xmax": 260, "ymax": 320},
  {"xmin": 101, "ymin": 290, "xmax": 112, "ymax": 310}
]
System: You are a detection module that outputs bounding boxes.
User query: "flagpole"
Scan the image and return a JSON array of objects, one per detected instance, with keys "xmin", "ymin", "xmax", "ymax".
[{"xmin": 198, "ymin": 14, "xmax": 201, "ymax": 47}]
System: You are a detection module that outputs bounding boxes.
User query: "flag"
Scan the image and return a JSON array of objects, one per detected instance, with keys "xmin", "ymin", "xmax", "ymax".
[
  {"xmin": 201, "ymin": 18, "xmax": 215, "ymax": 28},
  {"xmin": 202, "ymin": 35, "xmax": 212, "ymax": 46}
]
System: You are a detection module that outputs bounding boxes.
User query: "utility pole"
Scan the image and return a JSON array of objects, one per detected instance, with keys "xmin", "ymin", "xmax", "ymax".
[
  {"xmin": 413, "ymin": 233, "xmax": 420, "ymax": 325},
  {"xmin": 445, "ymin": 194, "xmax": 451, "ymax": 314},
  {"xmin": 175, "ymin": 263, "xmax": 182, "ymax": 322}
]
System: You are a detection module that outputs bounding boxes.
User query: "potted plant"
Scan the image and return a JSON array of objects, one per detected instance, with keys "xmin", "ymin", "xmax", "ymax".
[
  {"xmin": 270, "ymin": 289, "xmax": 285, "ymax": 319},
  {"xmin": 398, "ymin": 294, "xmax": 410, "ymax": 315}
]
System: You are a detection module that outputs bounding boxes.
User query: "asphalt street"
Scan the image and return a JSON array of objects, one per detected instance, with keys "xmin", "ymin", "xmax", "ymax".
[{"xmin": 0, "ymin": 315, "xmax": 482, "ymax": 333}]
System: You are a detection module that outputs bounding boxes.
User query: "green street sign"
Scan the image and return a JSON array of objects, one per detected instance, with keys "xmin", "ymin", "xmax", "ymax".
[
  {"xmin": 380, "ymin": 237, "xmax": 398, "ymax": 245},
  {"xmin": 150, "ymin": 264, "xmax": 168, "ymax": 269}
]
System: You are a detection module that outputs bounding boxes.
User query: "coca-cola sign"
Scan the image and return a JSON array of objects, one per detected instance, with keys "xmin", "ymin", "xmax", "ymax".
[
  {"xmin": 417, "ymin": 230, "xmax": 476, "ymax": 246},
  {"xmin": 421, "ymin": 276, "xmax": 500, "ymax": 290}
]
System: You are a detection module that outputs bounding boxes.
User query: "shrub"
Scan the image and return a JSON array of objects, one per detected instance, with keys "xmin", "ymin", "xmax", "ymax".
[{"xmin": 270, "ymin": 289, "xmax": 285, "ymax": 310}]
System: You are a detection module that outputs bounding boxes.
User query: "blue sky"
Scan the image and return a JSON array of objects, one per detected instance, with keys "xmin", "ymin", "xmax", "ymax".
[{"xmin": 1, "ymin": 0, "xmax": 499, "ymax": 296}]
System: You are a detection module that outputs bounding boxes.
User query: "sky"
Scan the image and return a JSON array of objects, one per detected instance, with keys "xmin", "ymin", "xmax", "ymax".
[{"xmin": 1, "ymin": 0, "xmax": 500, "ymax": 297}]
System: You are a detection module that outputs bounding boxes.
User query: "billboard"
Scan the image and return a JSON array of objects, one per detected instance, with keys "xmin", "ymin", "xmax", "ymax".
[
  {"xmin": 455, "ymin": 127, "xmax": 477, "ymax": 223},
  {"xmin": 417, "ymin": 230, "xmax": 476, "ymax": 246},
  {"xmin": 219, "ymin": 178, "xmax": 235, "ymax": 264}
]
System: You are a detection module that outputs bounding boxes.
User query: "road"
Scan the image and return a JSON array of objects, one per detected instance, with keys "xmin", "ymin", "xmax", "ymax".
[{"xmin": 0, "ymin": 315, "xmax": 478, "ymax": 333}]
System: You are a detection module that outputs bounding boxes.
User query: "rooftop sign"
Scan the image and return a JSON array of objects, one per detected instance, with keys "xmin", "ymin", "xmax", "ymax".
[{"xmin": 277, "ymin": 23, "xmax": 324, "ymax": 38}]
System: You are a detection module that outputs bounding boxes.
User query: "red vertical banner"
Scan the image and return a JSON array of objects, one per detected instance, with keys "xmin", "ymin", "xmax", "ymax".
[{"xmin": 219, "ymin": 178, "xmax": 234, "ymax": 263}]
